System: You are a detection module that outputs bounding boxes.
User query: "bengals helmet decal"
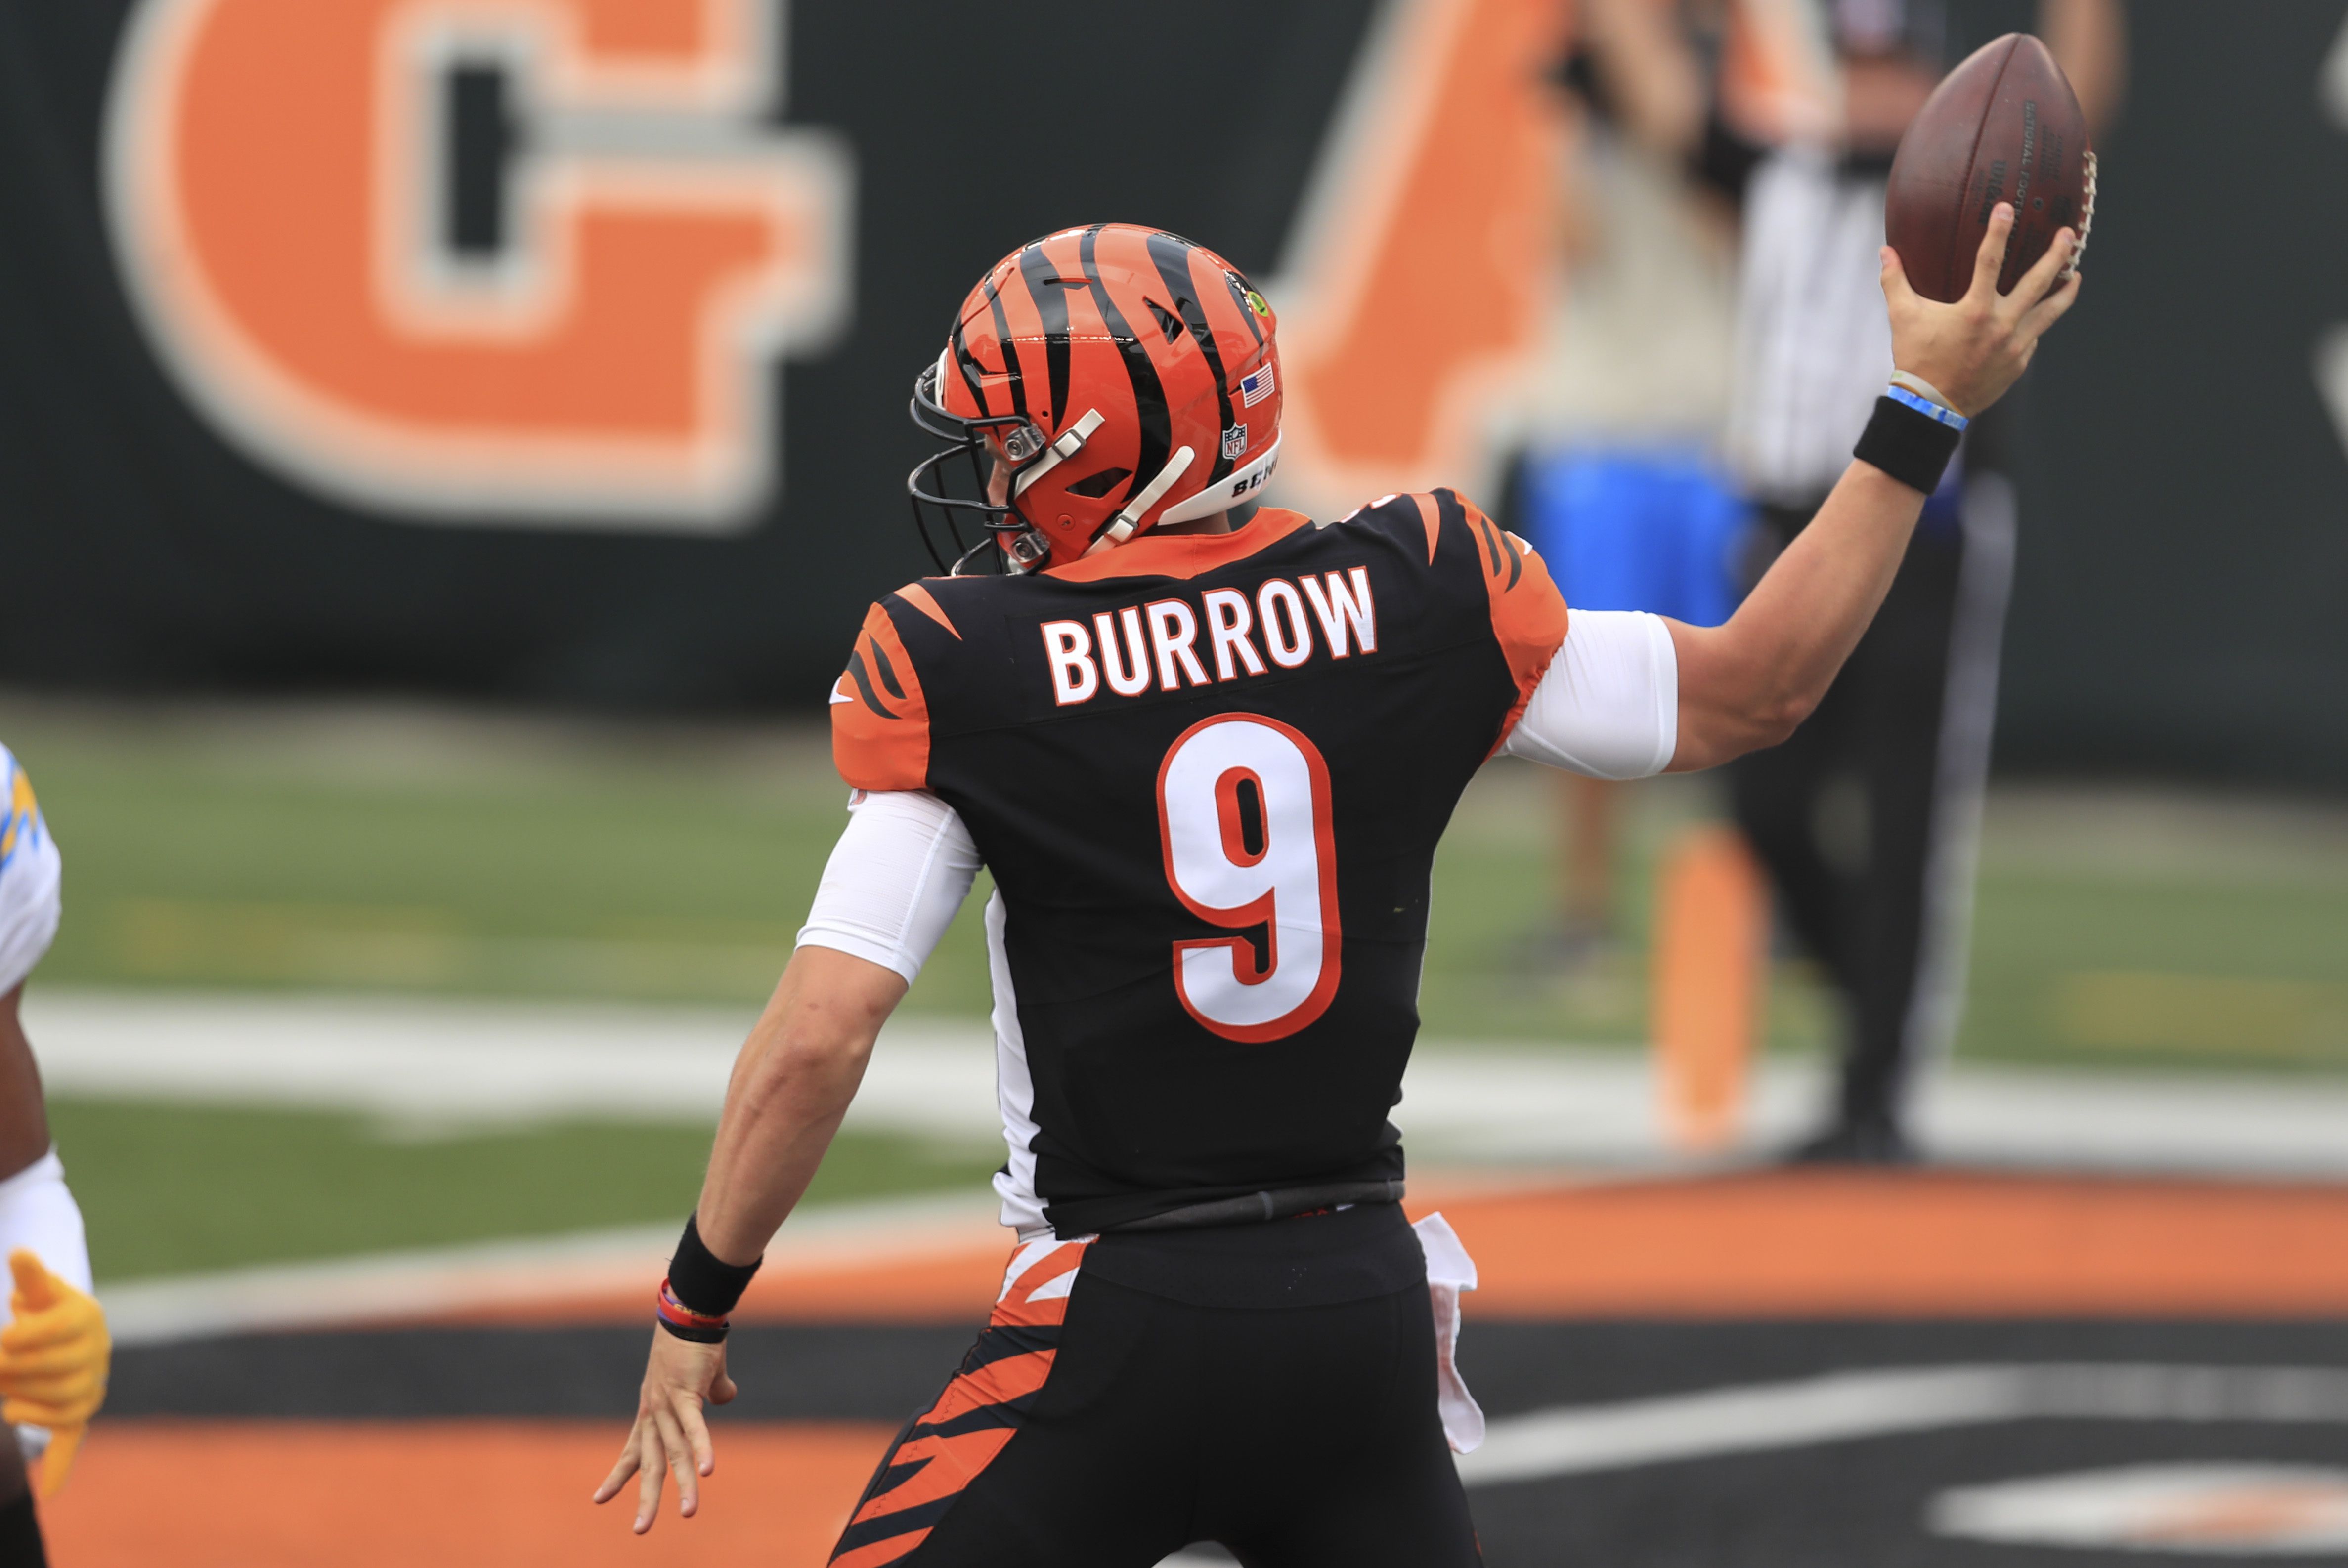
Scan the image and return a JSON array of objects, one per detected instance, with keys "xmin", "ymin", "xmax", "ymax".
[{"xmin": 908, "ymin": 224, "xmax": 1282, "ymax": 574}]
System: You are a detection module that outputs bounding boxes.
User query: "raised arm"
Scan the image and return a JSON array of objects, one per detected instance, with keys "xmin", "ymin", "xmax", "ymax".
[{"xmin": 1665, "ymin": 204, "xmax": 2079, "ymax": 771}]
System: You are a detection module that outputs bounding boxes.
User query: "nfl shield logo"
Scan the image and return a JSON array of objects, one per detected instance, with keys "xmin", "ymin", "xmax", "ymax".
[{"xmin": 1222, "ymin": 423, "xmax": 1248, "ymax": 460}]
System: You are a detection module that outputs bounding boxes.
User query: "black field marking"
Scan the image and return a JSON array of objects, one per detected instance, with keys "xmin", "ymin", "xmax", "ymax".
[
  {"xmin": 1457, "ymin": 1321, "xmax": 2348, "ymax": 1568},
  {"xmin": 109, "ymin": 1317, "xmax": 2348, "ymax": 1422},
  {"xmin": 1146, "ymin": 230, "xmax": 1238, "ymax": 484},
  {"xmin": 1454, "ymin": 1320, "xmax": 2348, "ymax": 1415},
  {"xmin": 1471, "ymin": 1417, "xmax": 2348, "ymax": 1568},
  {"xmin": 107, "ymin": 1323, "xmax": 982, "ymax": 1420},
  {"xmin": 1016, "ymin": 244, "xmax": 1072, "ymax": 431},
  {"xmin": 1077, "ymin": 226, "xmax": 1170, "ymax": 492}
]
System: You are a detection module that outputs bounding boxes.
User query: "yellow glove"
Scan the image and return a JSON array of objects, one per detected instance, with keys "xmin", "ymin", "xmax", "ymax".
[{"xmin": 0, "ymin": 1249, "xmax": 109, "ymax": 1498}]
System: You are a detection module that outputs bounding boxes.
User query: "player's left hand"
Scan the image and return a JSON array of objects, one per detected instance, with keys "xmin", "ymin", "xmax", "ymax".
[
  {"xmin": 591, "ymin": 1326, "xmax": 737, "ymax": 1533},
  {"xmin": 0, "ymin": 1248, "xmax": 111, "ymax": 1499}
]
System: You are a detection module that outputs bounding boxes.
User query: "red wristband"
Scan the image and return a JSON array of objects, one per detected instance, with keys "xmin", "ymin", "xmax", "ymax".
[{"xmin": 654, "ymin": 1278, "xmax": 730, "ymax": 1343}]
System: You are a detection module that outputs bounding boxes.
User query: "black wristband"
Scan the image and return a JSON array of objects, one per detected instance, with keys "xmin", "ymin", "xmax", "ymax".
[
  {"xmin": 655, "ymin": 1314, "xmax": 729, "ymax": 1344},
  {"xmin": 1852, "ymin": 394, "xmax": 1962, "ymax": 495},
  {"xmin": 668, "ymin": 1213, "xmax": 762, "ymax": 1318}
]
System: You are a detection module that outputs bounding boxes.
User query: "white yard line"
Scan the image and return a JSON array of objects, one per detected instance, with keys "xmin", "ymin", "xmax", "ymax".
[
  {"xmin": 30, "ymin": 988, "xmax": 2348, "ymax": 1178},
  {"xmin": 100, "ymin": 1187, "xmax": 1006, "ymax": 1347},
  {"xmin": 23, "ymin": 990, "xmax": 998, "ymax": 1137},
  {"xmin": 1459, "ymin": 1364, "xmax": 2348, "ymax": 1486}
]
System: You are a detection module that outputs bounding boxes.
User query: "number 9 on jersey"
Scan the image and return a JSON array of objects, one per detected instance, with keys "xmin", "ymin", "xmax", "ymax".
[{"xmin": 1155, "ymin": 715, "xmax": 1342, "ymax": 1043}]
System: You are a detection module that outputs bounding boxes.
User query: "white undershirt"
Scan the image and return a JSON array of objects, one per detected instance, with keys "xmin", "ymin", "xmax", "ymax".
[{"xmin": 797, "ymin": 610, "xmax": 1677, "ymax": 981}]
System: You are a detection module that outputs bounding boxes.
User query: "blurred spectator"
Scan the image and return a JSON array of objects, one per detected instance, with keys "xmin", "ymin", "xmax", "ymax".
[
  {"xmin": 1499, "ymin": 0, "xmax": 1743, "ymax": 967},
  {"xmin": 1582, "ymin": 0, "xmax": 2122, "ymax": 1161}
]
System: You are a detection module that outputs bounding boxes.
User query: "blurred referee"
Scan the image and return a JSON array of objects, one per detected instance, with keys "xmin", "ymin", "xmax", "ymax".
[{"xmin": 1584, "ymin": 0, "xmax": 2121, "ymax": 1160}]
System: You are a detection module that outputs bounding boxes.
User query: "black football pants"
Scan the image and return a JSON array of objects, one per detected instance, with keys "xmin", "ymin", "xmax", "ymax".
[
  {"xmin": 1729, "ymin": 480, "xmax": 2011, "ymax": 1132},
  {"xmin": 831, "ymin": 1273, "xmax": 1479, "ymax": 1567}
]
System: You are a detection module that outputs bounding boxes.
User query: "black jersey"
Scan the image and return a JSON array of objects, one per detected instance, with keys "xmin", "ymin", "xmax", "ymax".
[{"xmin": 831, "ymin": 492, "xmax": 1568, "ymax": 1236}]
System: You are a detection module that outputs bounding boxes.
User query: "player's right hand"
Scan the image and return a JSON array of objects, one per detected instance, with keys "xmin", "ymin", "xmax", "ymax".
[
  {"xmin": 1880, "ymin": 201, "xmax": 2080, "ymax": 417},
  {"xmin": 0, "ymin": 1249, "xmax": 111, "ymax": 1499},
  {"xmin": 591, "ymin": 1326, "xmax": 738, "ymax": 1533}
]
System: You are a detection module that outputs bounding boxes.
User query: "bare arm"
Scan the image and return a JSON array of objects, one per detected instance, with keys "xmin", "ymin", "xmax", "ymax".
[
  {"xmin": 0, "ymin": 988, "xmax": 49, "ymax": 1183},
  {"xmin": 2040, "ymin": 0, "xmax": 2126, "ymax": 140},
  {"xmin": 1666, "ymin": 203, "xmax": 2082, "ymax": 770},
  {"xmin": 593, "ymin": 944, "xmax": 907, "ymax": 1533},
  {"xmin": 693, "ymin": 945, "xmax": 907, "ymax": 1263},
  {"xmin": 1575, "ymin": 0, "xmax": 1708, "ymax": 157}
]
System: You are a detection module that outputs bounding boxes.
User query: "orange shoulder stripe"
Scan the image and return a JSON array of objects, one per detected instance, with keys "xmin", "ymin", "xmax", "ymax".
[
  {"xmin": 831, "ymin": 602, "xmax": 931, "ymax": 792},
  {"xmin": 893, "ymin": 582, "xmax": 961, "ymax": 638},
  {"xmin": 1448, "ymin": 491, "xmax": 1568, "ymax": 754}
]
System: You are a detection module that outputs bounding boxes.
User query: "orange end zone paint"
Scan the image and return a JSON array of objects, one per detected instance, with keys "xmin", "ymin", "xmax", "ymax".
[
  {"xmin": 1436, "ymin": 1172, "xmax": 2348, "ymax": 1319},
  {"xmin": 42, "ymin": 1420, "xmax": 897, "ymax": 1568},
  {"xmin": 437, "ymin": 1171, "xmax": 2348, "ymax": 1332}
]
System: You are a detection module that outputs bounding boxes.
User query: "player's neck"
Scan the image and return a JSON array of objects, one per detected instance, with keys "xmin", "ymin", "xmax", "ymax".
[{"xmin": 1154, "ymin": 502, "xmax": 1258, "ymax": 539}]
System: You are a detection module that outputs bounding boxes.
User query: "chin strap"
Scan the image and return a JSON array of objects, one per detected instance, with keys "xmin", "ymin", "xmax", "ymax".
[
  {"xmin": 1012, "ymin": 409, "xmax": 1106, "ymax": 497},
  {"xmin": 1083, "ymin": 445, "xmax": 1196, "ymax": 557}
]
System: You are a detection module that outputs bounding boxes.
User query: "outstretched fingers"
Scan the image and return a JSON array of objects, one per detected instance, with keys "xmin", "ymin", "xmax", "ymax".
[
  {"xmin": 675, "ymin": 1393, "xmax": 718, "ymax": 1479},
  {"xmin": 634, "ymin": 1425, "xmax": 667, "ymax": 1533},
  {"xmin": 2018, "ymin": 268, "xmax": 2083, "ymax": 341},
  {"xmin": 1965, "ymin": 203, "xmax": 2016, "ymax": 304},
  {"xmin": 2004, "ymin": 226, "xmax": 2078, "ymax": 317},
  {"xmin": 593, "ymin": 1436, "xmax": 642, "ymax": 1506},
  {"xmin": 655, "ymin": 1405, "xmax": 701, "ymax": 1518}
]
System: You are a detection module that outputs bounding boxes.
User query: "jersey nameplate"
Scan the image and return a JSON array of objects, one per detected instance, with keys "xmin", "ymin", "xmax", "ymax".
[{"xmin": 1040, "ymin": 567, "xmax": 1378, "ymax": 707}]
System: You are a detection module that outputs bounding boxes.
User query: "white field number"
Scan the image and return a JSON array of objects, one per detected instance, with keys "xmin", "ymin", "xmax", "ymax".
[{"xmin": 1155, "ymin": 715, "xmax": 1340, "ymax": 1042}]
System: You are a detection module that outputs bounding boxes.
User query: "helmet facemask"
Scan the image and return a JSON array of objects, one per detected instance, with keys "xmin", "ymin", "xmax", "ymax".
[{"xmin": 906, "ymin": 359, "xmax": 1055, "ymax": 575}]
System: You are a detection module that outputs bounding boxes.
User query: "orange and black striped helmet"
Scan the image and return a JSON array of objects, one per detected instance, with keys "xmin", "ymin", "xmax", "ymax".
[{"xmin": 908, "ymin": 224, "xmax": 1282, "ymax": 574}]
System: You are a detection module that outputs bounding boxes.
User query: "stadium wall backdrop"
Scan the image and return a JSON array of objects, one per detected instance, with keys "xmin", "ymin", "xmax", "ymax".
[{"xmin": 0, "ymin": 0, "xmax": 2345, "ymax": 790}]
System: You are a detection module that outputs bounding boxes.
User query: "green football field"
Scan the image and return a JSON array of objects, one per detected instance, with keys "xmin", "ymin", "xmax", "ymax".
[{"xmin": 5, "ymin": 697, "xmax": 2345, "ymax": 1281}]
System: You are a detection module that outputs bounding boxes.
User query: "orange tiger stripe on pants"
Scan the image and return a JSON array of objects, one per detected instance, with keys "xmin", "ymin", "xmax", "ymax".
[{"xmin": 828, "ymin": 1238, "xmax": 1090, "ymax": 1567}]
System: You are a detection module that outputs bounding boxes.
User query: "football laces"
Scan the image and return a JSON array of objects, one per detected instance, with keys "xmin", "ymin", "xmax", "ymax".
[{"xmin": 2062, "ymin": 150, "xmax": 2097, "ymax": 282}]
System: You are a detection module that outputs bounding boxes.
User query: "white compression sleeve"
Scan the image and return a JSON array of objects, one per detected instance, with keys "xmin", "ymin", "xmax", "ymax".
[
  {"xmin": 0, "ymin": 1149, "xmax": 92, "ymax": 1297},
  {"xmin": 795, "ymin": 790, "xmax": 982, "ymax": 985},
  {"xmin": 1500, "ymin": 609, "xmax": 1680, "ymax": 780}
]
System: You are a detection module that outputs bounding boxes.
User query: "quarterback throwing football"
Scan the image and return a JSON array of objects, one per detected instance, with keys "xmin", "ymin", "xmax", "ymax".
[{"xmin": 599, "ymin": 209, "xmax": 2076, "ymax": 1564}]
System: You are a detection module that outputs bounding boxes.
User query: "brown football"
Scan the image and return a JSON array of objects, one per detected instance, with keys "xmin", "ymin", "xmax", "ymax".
[{"xmin": 1885, "ymin": 33, "xmax": 2095, "ymax": 304}]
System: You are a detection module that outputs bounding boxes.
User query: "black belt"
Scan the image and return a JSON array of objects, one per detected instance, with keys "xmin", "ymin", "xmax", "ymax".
[{"xmin": 1105, "ymin": 1179, "xmax": 1406, "ymax": 1233}]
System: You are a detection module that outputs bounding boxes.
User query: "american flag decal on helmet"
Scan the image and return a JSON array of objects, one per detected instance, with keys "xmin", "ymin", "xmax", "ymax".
[{"xmin": 1240, "ymin": 365, "xmax": 1274, "ymax": 407}]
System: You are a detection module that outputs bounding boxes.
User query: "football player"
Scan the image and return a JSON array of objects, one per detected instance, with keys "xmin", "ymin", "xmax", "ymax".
[
  {"xmin": 0, "ymin": 743, "xmax": 109, "ymax": 1565},
  {"xmin": 598, "ymin": 212, "xmax": 2076, "ymax": 1563}
]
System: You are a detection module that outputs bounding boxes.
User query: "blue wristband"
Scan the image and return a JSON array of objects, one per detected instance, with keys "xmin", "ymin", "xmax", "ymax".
[{"xmin": 1884, "ymin": 384, "xmax": 1968, "ymax": 431}]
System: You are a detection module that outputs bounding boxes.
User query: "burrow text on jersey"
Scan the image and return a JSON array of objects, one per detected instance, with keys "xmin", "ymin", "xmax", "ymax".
[{"xmin": 1041, "ymin": 568, "xmax": 1378, "ymax": 707}]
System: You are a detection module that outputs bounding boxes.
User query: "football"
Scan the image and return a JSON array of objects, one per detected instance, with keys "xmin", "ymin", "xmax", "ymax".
[{"xmin": 1885, "ymin": 33, "xmax": 2096, "ymax": 304}]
